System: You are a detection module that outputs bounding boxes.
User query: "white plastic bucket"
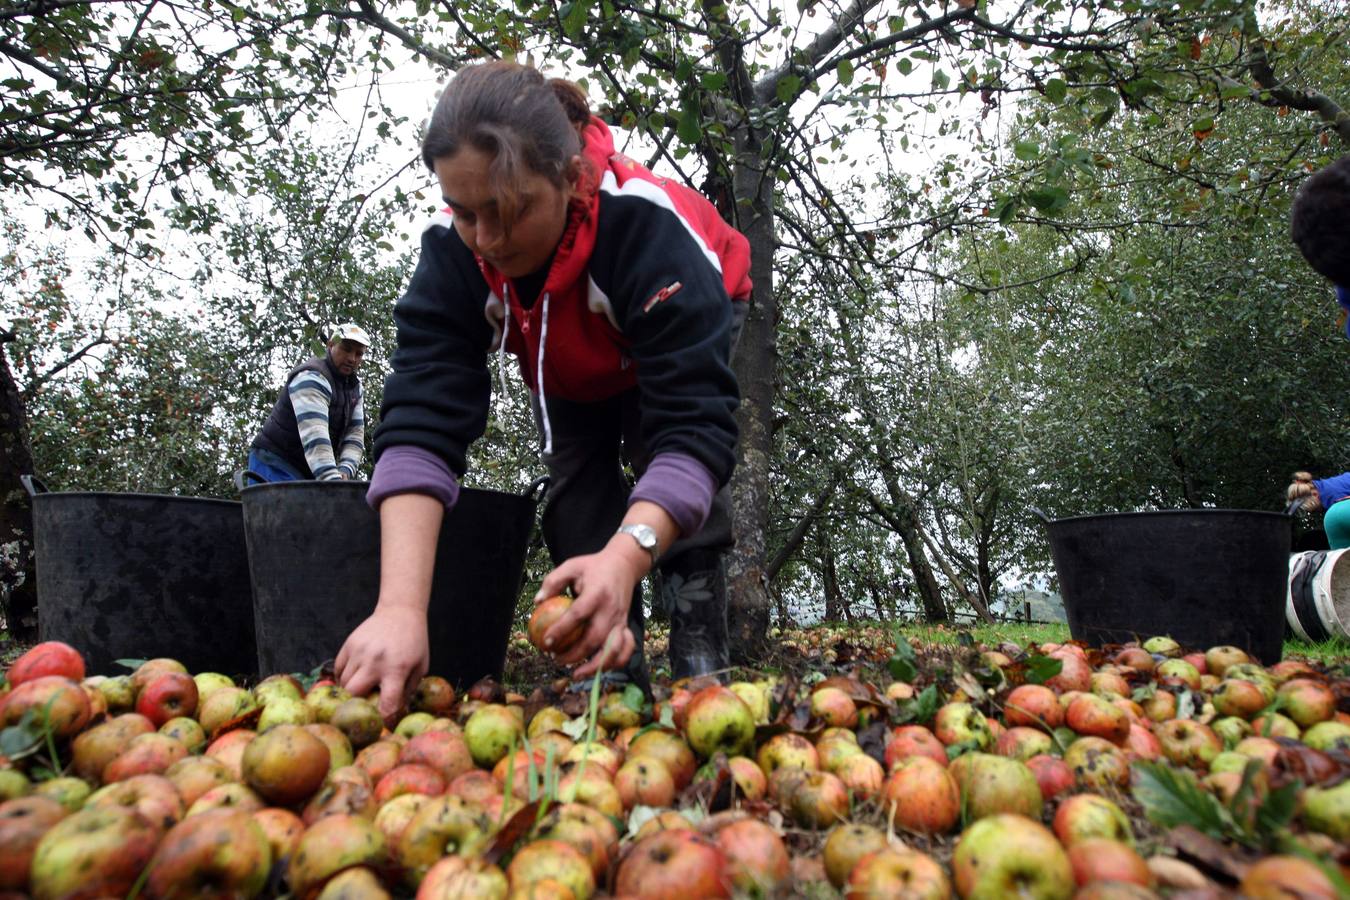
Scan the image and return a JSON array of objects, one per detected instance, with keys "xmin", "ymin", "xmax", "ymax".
[{"xmin": 1287, "ymin": 549, "xmax": 1350, "ymax": 642}]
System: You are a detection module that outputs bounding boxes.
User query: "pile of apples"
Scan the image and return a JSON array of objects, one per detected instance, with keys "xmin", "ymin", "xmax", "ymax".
[{"xmin": 1, "ymin": 623, "xmax": 1349, "ymax": 899}]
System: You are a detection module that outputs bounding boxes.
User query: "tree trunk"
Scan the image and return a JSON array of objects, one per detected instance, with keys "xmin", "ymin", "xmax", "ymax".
[
  {"xmin": 719, "ymin": 52, "xmax": 776, "ymax": 666},
  {"xmin": 821, "ymin": 539, "xmax": 841, "ymax": 623},
  {"xmin": 0, "ymin": 339, "xmax": 38, "ymax": 641},
  {"xmin": 895, "ymin": 509, "xmax": 949, "ymax": 623}
]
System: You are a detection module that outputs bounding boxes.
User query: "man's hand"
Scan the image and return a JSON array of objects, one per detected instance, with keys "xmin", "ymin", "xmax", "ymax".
[
  {"xmin": 335, "ymin": 605, "xmax": 429, "ymax": 724},
  {"xmin": 535, "ymin": 541, "xmax": 646, "ymax": 679}
]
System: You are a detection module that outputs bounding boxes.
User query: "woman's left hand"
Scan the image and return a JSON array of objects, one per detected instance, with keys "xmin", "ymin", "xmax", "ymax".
[{"xmin": 535, "ymin": 540, "xmax": 647, "ymax": 679}]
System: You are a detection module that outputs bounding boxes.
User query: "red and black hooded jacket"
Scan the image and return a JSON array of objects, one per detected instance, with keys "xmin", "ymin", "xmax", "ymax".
[{"xmin": 372, "ymin": 117, "xmax": 752, "ymax": 487}]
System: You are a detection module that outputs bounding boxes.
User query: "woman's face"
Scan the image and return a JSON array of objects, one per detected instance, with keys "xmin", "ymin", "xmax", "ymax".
[{"xmin": 434, "ymin": 146, "xmax": 577, "ymax": 279}]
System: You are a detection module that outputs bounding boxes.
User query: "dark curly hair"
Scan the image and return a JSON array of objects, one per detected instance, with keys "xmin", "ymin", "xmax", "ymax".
[
  {"xmin": 421, "ymin": 61, "xmax": 592, "ymax": 234},
  {"xmin": 1291, "ymin": 155, "xmax": 1350, "ymax": 286}
]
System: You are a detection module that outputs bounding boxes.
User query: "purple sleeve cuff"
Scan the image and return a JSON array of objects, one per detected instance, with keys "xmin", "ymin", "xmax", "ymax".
[
  {"xmin": 366, "ymin": 445, "xmax": 460, "ymax": 512},
  {"xmin": 629, "ymin": 452, "xmax": 718, "ymax": 537}
]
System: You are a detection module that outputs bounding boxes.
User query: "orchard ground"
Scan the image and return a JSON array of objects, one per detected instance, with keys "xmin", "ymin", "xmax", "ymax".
[{"xmin": 501, "ymin": 620, "xmax": 1350, "ymax": 690}]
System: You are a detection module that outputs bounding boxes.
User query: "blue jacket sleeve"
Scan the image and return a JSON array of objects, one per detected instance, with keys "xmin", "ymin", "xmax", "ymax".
[{"xmin": 1315, "ymin": 472, "xmax": 1350, "ymax": 508}]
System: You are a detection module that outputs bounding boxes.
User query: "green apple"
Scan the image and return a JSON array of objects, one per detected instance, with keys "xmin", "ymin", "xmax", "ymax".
[
  {"xmin": 1302, "ymin": 779, "xmax": 1350, "ymax": 841},
  {"xmin": 257, "ymin": 697, "xmax": 313, "ymax": 732},
  {"xmin": 952, "ymin": 813, "xmax": 1074, "ymax": 899}
]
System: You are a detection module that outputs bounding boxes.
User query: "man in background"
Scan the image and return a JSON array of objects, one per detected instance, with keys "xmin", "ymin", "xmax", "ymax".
[{"xmin": 248, "ymin": 323, "xmax": 368, "ymax": 481}]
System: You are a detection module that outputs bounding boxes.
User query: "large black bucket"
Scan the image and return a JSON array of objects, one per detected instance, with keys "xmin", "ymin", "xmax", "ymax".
[
  {"xmin": 24, "ymin": 475, "xmax": 258, "ymax": 677},
  {"xmin": 1034, "ymin": 506, "xmax": 1295, "ymax": 663},
  {"xmin": 241, "ymin": 475, "xmax": 544, "ymax": 686}
]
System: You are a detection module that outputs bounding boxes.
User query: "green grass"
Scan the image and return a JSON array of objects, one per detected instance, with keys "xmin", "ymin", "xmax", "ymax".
[
  {"xmin": 813, "ymin": 618, "xmax": 1350, "ymax": 666},
  {"xmin": 896, "ymin": 622, "xmax": 1071, "ymax": 648},
  {"xmin": 1285, "ymin": 635, "xmax": 1350, "ymax": 665}
]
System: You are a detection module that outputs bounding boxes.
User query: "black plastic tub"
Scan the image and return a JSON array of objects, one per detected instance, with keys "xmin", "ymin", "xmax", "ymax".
[
  {"xmin": 24, "ymin": 475, "xmax": 258, "ymax": 677},
  {"xmin": 240, "ymin": 476, "xmax": 544, "ymax": 687},
  {"xmin": 1034, "ymin": 507, "xmax": 1294, "ymax": 663}
]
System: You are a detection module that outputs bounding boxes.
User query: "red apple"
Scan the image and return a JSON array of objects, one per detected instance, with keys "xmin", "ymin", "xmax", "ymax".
[
  {"xmin": 715, "ymin": 818, "xmax": 789, "ymax": 896},
  {"xmin": 86, "ymin": 773, "xmax": 184, "ymax": 832},
  {"xmin": 143, "ymin": 808, "xmax": 272, "ymax": 897},
  {"xmin": 882, "ymin": 756, "xmax": 959, "ymax": 834},
  {"xmin": 1053, "ymin": 793, "xmax": 1134, "ymax": 846},
  {"xmin": 788, "ymin": 770, "xmax": 850, "ymax": 829},
  {"xmin": 0, "ymin": 795, "xmax": 67, "ymax": 890},
  {"xmin": 29, "ymin": 806, "xmax": 161, "ymax": 900},
  {"xmin": 1004, "ymin": 684, "xmax": 1064, "ymax": 730},
  {"xmin": 252, "ymin": 807, "xmax": 305, "ymax": 861},
  {"xmin": 6, "ymin": 641, "xmax": 85, "ymax": 686},
  {"xmin": 287, "ymin": 813, "xmax": 388, "ymax": 897},
  {"xmin": 614, "ymin": 828, "xmax": 730, "ymax": 899},
  {"xmin": 1066, "ymin": 693, "xmax": 1130, "ymax": 744},
  {"xmin": 135, "ymin": 671, "xmax": 199, "ymax": 727},
  {"xmin": 846, "ymin": 847, "xmax": 951, "ymax": 900},
  {"xmin": 628, "ymin": 729, "xmax": 697, "ymax": 790},
  {"xmin": 1238, "ymin": 855, "xmax": 1338, "ymax": 899},
  {"xmin": 1, "ymin": 675, "xmax": 91, "ymax": 738},
  {"xmin": 103, "ymin": 732, "xmax": 189, "ymax": 781},
  {"xmin": 1025, "ymin": 754, "xmax": 1075, "ymax": 801},
  {"xmin": 1155, "ymin": 719, "xmax": 1222, "ymax": 769},
  {"xmin": 884, "ymin": 724, "xmax": 947, "ymax": 769},
  {"xmin": 1067, "ymin": 837, "xmax": 1153, "ymax": 887}
]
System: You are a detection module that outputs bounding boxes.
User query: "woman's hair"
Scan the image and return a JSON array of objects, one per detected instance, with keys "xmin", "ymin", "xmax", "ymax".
[
  {"xmin": 1288, "ymin": 471, "xmax": 1322, "ymax": 511},
  {"xmin": 421, "ymin": 61, "xmax": 592, "ymax": 232},
  {"xmin": 1291, "ymin": 155, "xmax": 1350, "ymax": 286}
]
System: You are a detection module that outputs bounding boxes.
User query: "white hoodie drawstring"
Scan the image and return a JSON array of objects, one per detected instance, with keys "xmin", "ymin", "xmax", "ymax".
[
  {"xmin": 497, "ymin": 285, "xmax": 512, "ymax": 403},
  {"xmin": 537, "ymin": 291, "xmax": 553, "ymax": 455}
]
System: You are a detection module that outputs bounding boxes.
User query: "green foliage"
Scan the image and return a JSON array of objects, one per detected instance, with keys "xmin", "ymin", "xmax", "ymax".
[
  {"xmin": 887, "ymin": 632, "xmax": 918, "ymax": 683},
  {"xmin": 1024, "ymin": 654, "xmax": 1063, "ymax": 685},
  {"xmin": 1132, "ymin": 758, "xmax": 1300, "ymax": 849}
]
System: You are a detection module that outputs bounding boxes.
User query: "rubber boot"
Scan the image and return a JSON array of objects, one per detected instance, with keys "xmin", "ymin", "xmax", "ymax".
[{"xmin": 660, "ymin": 549, "xmax": 731, "ymax": 680}]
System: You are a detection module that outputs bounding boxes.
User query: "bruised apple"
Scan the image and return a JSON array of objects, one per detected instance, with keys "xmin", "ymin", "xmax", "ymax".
[
  {"xmin": 287, "ymin": 814, "xmax": 388, "ymax": 897},
  {"xmin": 823, "ymin": 823, "xmax": 889, "ymax": 889},
  {"xmin": 29, "ymin": 806, "xmax": 161, "ymax": 900},
  {"xmin": 529, "ymin": 595, "xmax": 584, "ymax": 653},
  {"xmin": 684, "ymin": 685, "xmax": 756, "ymax": 759},
  {"xmin": 0, "ymin": 795, "xmax": 67, "ymax": 890},
  {"xmin": 143, "ymin": 808, "xmax": 272, "ymax": 898},
  {"xmin": 714, "ymin": 818, "xmax": 790, "ymax": 896},
  {"xmin": 242, "ymin": 724, "xmax": 330, "ymax": 805},
  {"xmin": 952, "ymin": 813, "xmax": 1074, "ymax": 900},
  {"xmin": 846, "ymin": 847, "xmax": 951, "ymax": 900},
  {"xmin": 614, "ymin": 828, "xmax": 730, "ymax": 899}
]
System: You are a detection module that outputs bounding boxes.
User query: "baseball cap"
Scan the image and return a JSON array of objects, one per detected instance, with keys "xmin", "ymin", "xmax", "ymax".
[{"xmin": 332, "ymin": 322, "xmax": 370, "ymax": 346}]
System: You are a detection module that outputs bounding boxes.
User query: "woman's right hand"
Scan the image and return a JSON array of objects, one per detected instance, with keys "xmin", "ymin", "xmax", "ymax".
[{"xmin": 335, "ymin": 605, "xmax": 430, "ymax": 724}]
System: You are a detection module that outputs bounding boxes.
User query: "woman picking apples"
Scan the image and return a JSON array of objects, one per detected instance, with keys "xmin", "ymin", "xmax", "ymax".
[{"xmin": 336, "ymin": 60, "xmax": 751, "ymax": 721}]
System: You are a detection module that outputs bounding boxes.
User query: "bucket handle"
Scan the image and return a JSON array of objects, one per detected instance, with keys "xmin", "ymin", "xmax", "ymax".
[
  {"xmin": 524, "ymin": 476, "xmax": 550, "ymax": 504},
  {"xmin": 20, "ymin": 474, "xmax": 49, "ymax": 497},
  {"xmin": 1029, "ymin": 506, "xmax": 1051, "ymax": 524},
  {"xmin": 233, "ymin": 469, "xmax": 268, "ymax": 492}
]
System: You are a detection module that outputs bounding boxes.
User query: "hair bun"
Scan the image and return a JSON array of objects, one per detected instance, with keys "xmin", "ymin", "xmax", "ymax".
[{"xmin": 548, "ymin": 78, "xmax": 591, "ymax": 129}]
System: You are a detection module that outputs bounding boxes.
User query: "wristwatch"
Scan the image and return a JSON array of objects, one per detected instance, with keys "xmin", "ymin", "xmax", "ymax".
[{"xmin": 617, "ymin": 523, "xmax": 660, "ymax": 565}]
